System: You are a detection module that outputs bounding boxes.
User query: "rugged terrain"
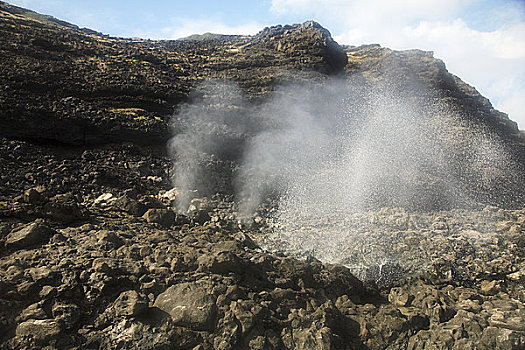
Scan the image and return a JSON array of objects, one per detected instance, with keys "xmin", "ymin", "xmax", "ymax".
[{"xmin": 0, "ymin": 1, "xmax": 524, "ymax": 349}]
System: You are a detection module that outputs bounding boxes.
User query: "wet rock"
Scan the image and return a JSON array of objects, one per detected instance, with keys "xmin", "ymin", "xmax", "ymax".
[
  {"xmin": 159, "ymin": 188, "xmax": 179, "ymax": 203},
  {"xmin": 363, "ymin": 262, "xmax": 406, "ymax": 288},
  {"xmin": 427, "ymin": 258, "xmax": 455, "ymax": 284},
  {"xmin": 286, "ymin": 302, "xmax": 351, "ymax": 350},
  {"xmin": 142, "ymin": 208, "xmax": 175, "ymax": 228},
  {"xmin": 389, "ymin": 287, "xmax": 413, "ymax": 307},
  {"xmin": 154, "ymin": 281, "xmax": 218, "ymax": 331},
  {"xmin": 192, "ymin": 209, "xmax": 211, "ymax": 225},
  {"xmin": 5, "ymin": 220, "xmax": 55, "ymax": 249}
]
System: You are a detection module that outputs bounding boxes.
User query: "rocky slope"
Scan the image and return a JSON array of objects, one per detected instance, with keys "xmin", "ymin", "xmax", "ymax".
[{"xmin": 0, "ymin": 2, "xmax": 524, "ymax": 349}]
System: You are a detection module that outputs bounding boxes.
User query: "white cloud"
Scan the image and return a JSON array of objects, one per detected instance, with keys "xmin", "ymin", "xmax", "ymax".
[
  {"xmin": 398, "ymin": 20, "xmax": 525, "ymax": 128},
  {"xmin": 270, "ymin": 0, "xmax": 525, "ymax": 129},
  {"xmin": 154, "ymin": 19, "xmax": 266, "ymax": 40},
  {"xmin": 8, "ymin": 0, "xmax": 32, "ymax": 7},
  {"xmin": 271, "ymin": 0, "xmax": 470, "ymax": 28}
]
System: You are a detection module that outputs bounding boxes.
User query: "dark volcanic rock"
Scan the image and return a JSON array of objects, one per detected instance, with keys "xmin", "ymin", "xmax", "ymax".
[
  {"xmin": 15, "ymin": 319, "xmax": 62, "ymax": 342},
  {"xmin": 142, "ymin": 208, "xmax": 175, "ymax": 227},
  {"xmin": 0, "ymin": 4, "xmax": 347, "ymax": 146},
  {"xmin": 110, "ymin": 290, "xmax": 149, "ymax": 317},
  {"xmin": 43, "ymin": 193, "xmax": 87, "ymax": 223},
  {"xmin": 5, "ymin": 219, "xmax": 55, "ymax": 249},
  {"xmin": 254, "ymin": 21, "xmax": 348, "ymax": 74}
]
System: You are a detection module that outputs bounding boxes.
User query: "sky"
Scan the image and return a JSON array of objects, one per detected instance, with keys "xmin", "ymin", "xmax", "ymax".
[{"xmin": 7, "ymin": 0, "xmax": 525, "ymax": 129}]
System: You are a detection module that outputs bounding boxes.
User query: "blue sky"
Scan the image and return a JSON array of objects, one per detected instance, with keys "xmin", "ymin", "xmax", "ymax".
[{"xmin": 7, "ymin": 0, "xmax": 525, "ymax": 129}]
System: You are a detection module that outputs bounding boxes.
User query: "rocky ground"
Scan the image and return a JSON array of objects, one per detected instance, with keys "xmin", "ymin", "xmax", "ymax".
[
  {"xmin": 0, "ymin": 137, "xmax": 524, "ymax": 349},
  {"xmin": 0, "ymin": 1, "xmax": 524, "ymax": 349}
]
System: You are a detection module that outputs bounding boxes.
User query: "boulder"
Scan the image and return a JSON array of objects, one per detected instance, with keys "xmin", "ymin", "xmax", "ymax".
[
  {"xmin": 16, "ymin": 319, "xmax": 62, "ymax": 341},
  {"xmin": 43, "ymin": 193, "xmax": 86, "ymax": 223},
  {"xmin": 198, "ymin": 250, "xmax": 243, "ymax": 274},
  {"xmin": 480, "ymin": 280, "xmax": 500, "ymax": 295},
  {"xmin": 5, "ymin": 220, "xmax": 55, "ymax": 249},
  {"xmin": 112, "ymin": 195, "xmax": 147, "ymax": 216},
  {"xmin": 142, "ymin": 208, "xmax": 175, "ymax": 228},
  {"xmin": 52, "ymin": 303, "xmax": 80, "ymax": 328},
  {"xmin": 192, "ymin": 209, "xmax": 211, "ymax": 225},
  {"xmin": 97, "ymin": 230, "xmax": 124, "ymax": 248},
  {"xmin": 154, "ymin": 281, "xmax": 218, "ymax": 331},
  {"xmin": 17, "ymin": 303, "xmax": 47, "ymax": 322}
]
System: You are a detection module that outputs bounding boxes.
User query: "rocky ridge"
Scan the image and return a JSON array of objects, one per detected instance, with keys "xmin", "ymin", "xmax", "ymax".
[{"xmin": 0, "ymin": 2, "xmax": 524, "ymax": 349}]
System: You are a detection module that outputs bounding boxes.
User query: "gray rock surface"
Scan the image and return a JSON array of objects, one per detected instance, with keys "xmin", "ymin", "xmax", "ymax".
[
  {"xmin": 154, "ymin": 281, "xmax": 218, "ymax": 331},
  {"xmin": 5, "ymin": 220, "xmax": 55, "ymax": 249}
]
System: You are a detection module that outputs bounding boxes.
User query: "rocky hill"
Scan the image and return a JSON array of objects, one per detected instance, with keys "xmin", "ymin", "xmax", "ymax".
[{"xmin": 0, "ymin": 2, "xmax": 524, "ymax": 349}]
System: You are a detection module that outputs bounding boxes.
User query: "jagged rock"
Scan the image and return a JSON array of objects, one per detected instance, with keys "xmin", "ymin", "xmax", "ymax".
[
  {"xmin": 192, "ymin": 209, "xmax": 211, "ymax": 225},
  {"xmin": 15, "ymin": 319, "xmax": 62, "ymax": 341},
  {"xmin": 22, "ymin": 187, "xmax": 45, "ymax": 204},
  {"xmin": 111, "ymin": 290, "xmax": 148, "ymax": 317},
  {"xmin": 256, "ymin": 21, "xmax": 348, "ymax": 74},
  {"xmin": 197, "ymin": 250, "xmax": 243, "ymax": 274},
  {"xmin": 480, "ymin": 327, "xmax": 525, "ymax": 350},
  {"xmin": 39, "ymin": 285, "xmax": 57, "ymax": 300},
  {"xmin": 17, "ymin": 303, "xmax": 47, "ymax": 322},
  {"xmin": 52, "ymin": 303, "xmax": 80, "ymax": 328},
  {"xmin": 142, "ymin": 208, "xmax": 175, "ymax": 228},
  {"xmin": 94, "ymin": 193, "xmax": 115, "ymax": 206},
  {"xmin": 111, "ymin": 195, "xmax": 147, "ymax": 216},
  {"xmin": 154, "ymin": 281, "xmax": 218, "ymax": 331},
  {"xmin": 389, "ymin": 287, "xmax": 413, "ymax": 307},
  {"xmin": 97, "ymin": 230, "xmax": 124, "ymax": 247},
  {"xmin": 43, "ymin": 193, "xmax": 86, "ymax": 223},
  {"xmin": 480, "ymin": 280, "xmax": 501, "ymax": 295},
  {"xmin": 5, "ymin": 220, "xmax": 55, "ymax": 249}
]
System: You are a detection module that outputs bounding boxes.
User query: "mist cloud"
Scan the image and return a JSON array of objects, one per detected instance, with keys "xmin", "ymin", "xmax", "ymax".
[
  {"xmin": 169, "ymin": 77, "xmax": 522, "ymax": 216},
  {"xmin": 168, "ymin": 77, "xmax": 523, "ymax": 277}
]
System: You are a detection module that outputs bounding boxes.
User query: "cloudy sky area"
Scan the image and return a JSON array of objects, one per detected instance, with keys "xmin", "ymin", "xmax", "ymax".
[{"xmin": 8, "ymin": 0, "xmax": 525, "ymax": 129}]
